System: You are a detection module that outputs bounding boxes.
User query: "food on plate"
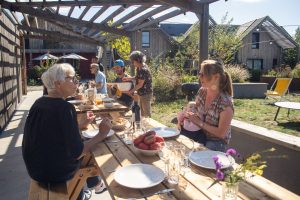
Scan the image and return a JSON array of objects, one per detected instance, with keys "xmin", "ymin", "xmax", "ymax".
[{"xmin": 133, "ymin": 130, "xmax": 165, "ymax": 151}]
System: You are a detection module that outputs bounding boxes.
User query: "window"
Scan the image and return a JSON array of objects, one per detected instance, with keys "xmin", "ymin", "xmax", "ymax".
[
  {"xmin": 273, "ymin": 59, "xmax": 278, "ymax": 67},
  {"xmin": 142, "ymin": 31, "xmax": 150, "ymax": 47},
  {"xmin": 252, "ymin": 32, "xmax": 260, "ymax": 49},
  {"xmin": 246, "ymin": 59, "xmax": 263, "ymax": 70}
]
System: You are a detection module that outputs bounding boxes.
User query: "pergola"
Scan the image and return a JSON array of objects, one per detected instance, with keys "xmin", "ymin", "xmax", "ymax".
[{"xmin": 0, "ymin": 0, "xmax": 220, "ymax": 63}]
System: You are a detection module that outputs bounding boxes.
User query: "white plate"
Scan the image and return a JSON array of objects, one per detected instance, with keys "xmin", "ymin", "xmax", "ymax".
[
  {"xmin": 68, "ymin": 100, "xmax": 86, "ymax": 105},
  {"xmin": 114, "ymin": 164, "xmax": 165, "ymax": 189},
  {"xmin": 189, "ymin": 150, "xmax": 235, "ymax": 169},
  {"xmin": 82, "ymin": 129, "xmax": 115, "ymax": 139},
  {"xmin": 102, "ymin": 97, "xmax": 114, "ymax": 102},
  {"xmin": 149, "ymin": 127, "xmax": 180, "ymax": 138}
]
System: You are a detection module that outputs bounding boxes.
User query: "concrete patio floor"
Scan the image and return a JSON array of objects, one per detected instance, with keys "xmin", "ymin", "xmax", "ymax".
[{"xmin": 0, "ymin": 89, "xmax": 111, "ymax": 200}]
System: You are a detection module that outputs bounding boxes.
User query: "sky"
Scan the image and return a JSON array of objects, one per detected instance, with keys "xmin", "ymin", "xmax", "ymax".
[{"xmin": 164, "ymin": 0, "xmax": 300, "ymax": 37}]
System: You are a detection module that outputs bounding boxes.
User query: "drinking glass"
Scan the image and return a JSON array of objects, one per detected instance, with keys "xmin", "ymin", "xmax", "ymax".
[
  {"xmin": 167, "ymin": 144, "xmax": 181, "ymax": 184},
  {"xmin": 178, "ymin": 138, "xmax": 194, "ymax": 173},
  {"xmin": 123, "ymin": 129, "xmax": 133, "ymax": 145},
  {"xmin": 158, "ymin": 142, "xmax": 172, "ymax": 176}
]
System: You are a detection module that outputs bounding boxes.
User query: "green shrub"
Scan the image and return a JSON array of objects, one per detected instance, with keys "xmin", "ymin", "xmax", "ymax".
[
  {"xmin": 264, "ymin": 70, "xmax": 277, "ymax": 77},
  {"xmin": 292, "ymin": 64, "xmax": 300, "ymax": 78},
  {"xmin": 181, "ymin": 74, "xmax": 198, "ymax": 83},
  {"xmin": 151, "ymin": 64, "xmax": 183, "ymax": 102},
  {"xmin": 27, "ymin": 65, "xmax": 48, "ymax": 84},
  {"xmin": 249, "ymin": 69, "xmax": 262, "ymax": 82},
  {"xmin": 263, "ymin": 65, "xmax": 293, "ymax": 78},
  {"xmin": 224, "ymin": 64, "xmax": 250, "ymax": 83},
  {"xmin": 27, "ymin": 79, "xmax": 37, "ymax": 86}
]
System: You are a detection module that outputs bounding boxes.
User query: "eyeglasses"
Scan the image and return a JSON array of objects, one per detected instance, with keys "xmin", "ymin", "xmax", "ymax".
[{"xmin": 65, "ymin": 76, "xmax": 78, "ymax": 83}]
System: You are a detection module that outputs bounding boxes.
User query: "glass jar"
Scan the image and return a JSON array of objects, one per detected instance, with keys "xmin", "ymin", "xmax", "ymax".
[{"xmin": 222, "ymin": 182, "xmax": 239, "ymax": 200}]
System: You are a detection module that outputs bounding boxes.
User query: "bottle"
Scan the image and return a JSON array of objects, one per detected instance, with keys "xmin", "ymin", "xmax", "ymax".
[{"xmin": 131, "ymin": 93, "xmax": 141, "ymax": 131}]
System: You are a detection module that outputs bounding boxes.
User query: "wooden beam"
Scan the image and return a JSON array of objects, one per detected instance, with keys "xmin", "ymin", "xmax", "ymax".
[
  {"xmin": 1, "ymin": 2, "xmax": 130, "ymax": 37},
  {"xmin": 111, "ymin": 5, "xmax": 151, "ymax": 27},
  {"xmin": 17, "ymin": 25, "xmax": 103, "ymax": 45},
  {"xmin": 156, "ymin": 0, "xmax": 203, "ymax": 12},
  {"xmin": 129, "ymin": 9, "xmax": 184, "ymax": 31},
  {"xmin": 198, "ymin": 4, "xmax": 209, "ymax": 64},
  {"xmin": 121, "ymin": 5, "xmax": 169, "ymax": 30},
  {"xmin": 56, "ymin": 6, "xmax": 60, "ymax": 14},
  {"xmin": 89, "ymin": 6, "xmax": 108, "ymax": 22},
  {"xmin": 78, "ymin": 6, "xmax": 91, "ymax": 20},
  {"xmin": 100, "ymin": 6, "xmax": 124, "ymax": 24},
  {"xmin": 67, "ymin": 6, "xmax": 75, "ymax": 17},
  {"xmin": 5, "ymin": 0, "xmax": 160, "ymax": 7}
]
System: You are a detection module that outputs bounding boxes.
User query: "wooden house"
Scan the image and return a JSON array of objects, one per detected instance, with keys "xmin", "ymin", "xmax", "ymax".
[{"xmin": 236, "ymin": 16, "xmax": 298, "ymax": 71}]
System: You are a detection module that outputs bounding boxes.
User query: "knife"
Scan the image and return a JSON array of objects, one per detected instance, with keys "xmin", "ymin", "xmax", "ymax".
[{"xmin": 141, "ymin": 188, "xmax": 175, "ymax": 198}]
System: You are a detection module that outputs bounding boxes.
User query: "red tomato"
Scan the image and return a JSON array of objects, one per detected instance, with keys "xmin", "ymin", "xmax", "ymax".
[
  {"xmin": 133, "ymin": 135, "xmax": 145, "ymax": 146},
  {"xmin": 150, "ymin": 142, "xmax": 162, "ymax": 150},
  {"xmin": 145, "ymin": 130, "xmax": 156, "ymax": 137},
  {"xmin": 144, "ymin": 135, "xmax": 156, "ymax": 145},
  {"xmin": 155, "ymin": 135, "xmax": 164, "ymax": 143},
  {"xmin": 137, "ymin": 142, "xmax": 149, "ymax": 150}
]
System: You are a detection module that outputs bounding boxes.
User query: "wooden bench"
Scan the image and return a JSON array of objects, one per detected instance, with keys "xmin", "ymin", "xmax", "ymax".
[{"xmin": 28, "ymin": 153, "xmax": 100, "ymax": 200}]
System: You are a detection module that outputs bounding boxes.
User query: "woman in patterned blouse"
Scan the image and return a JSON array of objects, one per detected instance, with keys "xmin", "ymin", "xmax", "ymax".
[
  {"xmin": 187, "ymin": 59, "xmax": 234, "ymax": 152},
  {"xmin": 123, "ymin": 51, "xmax": 153, "ymax": 118}
]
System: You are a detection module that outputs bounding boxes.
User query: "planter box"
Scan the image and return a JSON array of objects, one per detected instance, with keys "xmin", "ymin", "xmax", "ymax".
[
  {"xmin": 260, "ymin": 76, "xmax": 300, "ymax": 92},
  {"xmin": 233, "ymin": 83, "xmax": 267, "ymax": 98},
  {"xmin": 230, "ymin": 119, "xmax": 300, "ymax": 195}
]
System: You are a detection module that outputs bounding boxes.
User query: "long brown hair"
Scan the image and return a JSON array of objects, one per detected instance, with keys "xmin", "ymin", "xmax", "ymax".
[{"xmin": 200, "ymin": 59, "xmax": 233, "ymax": 96}]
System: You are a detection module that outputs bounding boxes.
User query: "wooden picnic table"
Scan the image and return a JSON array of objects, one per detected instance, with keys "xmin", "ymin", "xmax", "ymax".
[
  {"xmin": 74, "ymin": 102, "xmax": 129, "ymax": 114},
  {"xmin": 85, "ymin": 119, "xmax": 299, "ymax": 200}
]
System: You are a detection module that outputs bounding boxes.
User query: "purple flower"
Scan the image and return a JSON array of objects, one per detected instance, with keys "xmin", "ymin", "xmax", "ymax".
[
  {"xmin": 212, "ymin": 155, "xmax": 219, "ymax": 162},
  {"xmin": 226, "ymin": 148, "xmax": 237, "ymax": 156},
  {"xmin": 216, "ymin": 170, "xmax": 224, "ymax": 180},
  {"xmin": 215, "ymin": 161, "xmax": 222, "ymax": 170}
]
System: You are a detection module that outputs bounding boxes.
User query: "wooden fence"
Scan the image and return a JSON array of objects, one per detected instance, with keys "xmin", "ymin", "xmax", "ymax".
[{"xmin": 0, "ymin": 11, "xmax": 23, "ymax": 132}]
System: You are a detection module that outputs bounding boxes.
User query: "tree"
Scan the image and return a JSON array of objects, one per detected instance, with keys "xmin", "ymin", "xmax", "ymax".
[
  {"xmin": 209, "ymin": 14, "xmax": 242, "ymax": 64},
  {"xmin": 294, "ymin": 27, "xmax": 300, "ymax": 44}
]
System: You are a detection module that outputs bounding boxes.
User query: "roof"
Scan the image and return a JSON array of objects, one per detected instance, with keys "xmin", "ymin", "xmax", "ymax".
[
  {"xmin": 236, "ymin": 16, "xmax": 298, "ymax": 49},
  {"xmin": 160, "ymin": 23, "xmax": 193, "ymax": 37},
  {"xmin": 0, "ymin": 0, "xmax": 220, "ymax": 45}
]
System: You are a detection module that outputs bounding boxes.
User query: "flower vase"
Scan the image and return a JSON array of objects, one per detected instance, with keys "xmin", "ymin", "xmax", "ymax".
[{"xmin": 222, "ymin": 182, "xmax": 239, "ymax": 200}]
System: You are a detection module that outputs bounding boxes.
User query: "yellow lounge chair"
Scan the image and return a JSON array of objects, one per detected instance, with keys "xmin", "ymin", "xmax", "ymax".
[{"xmin": 265, "ymin": 78, "xmax": 292, "ymax": 100}]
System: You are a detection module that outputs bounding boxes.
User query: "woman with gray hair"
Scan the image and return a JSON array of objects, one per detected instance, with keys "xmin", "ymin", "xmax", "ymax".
[
  {"xmin": 22, "ymin": 63, "xmax": 111, "ymax": 199},
  {"xmin": 123, "ymin": 51, "xmax": 153, "ymax": 118}
]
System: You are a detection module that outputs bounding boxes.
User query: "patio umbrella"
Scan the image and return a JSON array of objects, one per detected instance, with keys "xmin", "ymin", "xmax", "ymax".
[
  {"xmin": 32, "ymin": 53, "xmax": 58, "ymax": 60},
  {"xmin": 59, "ymin": 53, "xmax": 88, "ymax": 60}
]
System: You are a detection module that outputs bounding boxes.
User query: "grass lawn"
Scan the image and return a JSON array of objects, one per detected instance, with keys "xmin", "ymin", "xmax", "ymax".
[{"xmin": 152, "ymin": 94, "xmax": 300, "ymax": 137}]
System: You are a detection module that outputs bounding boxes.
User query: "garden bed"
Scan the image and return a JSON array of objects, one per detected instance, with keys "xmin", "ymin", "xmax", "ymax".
[{"xmin": 232, "ymin": 83, "xmax": 267, "ymax": 98}]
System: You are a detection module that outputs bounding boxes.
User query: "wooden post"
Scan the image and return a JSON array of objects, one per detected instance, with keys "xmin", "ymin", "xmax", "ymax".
[
  {"xmin": 20, "ymin": 36, "xmax": 27, "ymax": 95},
  {"xmin": 198, "ymin": 4, "xmax": 209, "ymax": 68},
  {"xmin": 129, "ymin": 33, "xmax": 135, "ymax": 77}
]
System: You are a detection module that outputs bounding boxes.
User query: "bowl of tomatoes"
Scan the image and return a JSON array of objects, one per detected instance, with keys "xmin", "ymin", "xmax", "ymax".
[{"xmin": 133, "ymin": 130, "xmax": 165, "ymax": 156}]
